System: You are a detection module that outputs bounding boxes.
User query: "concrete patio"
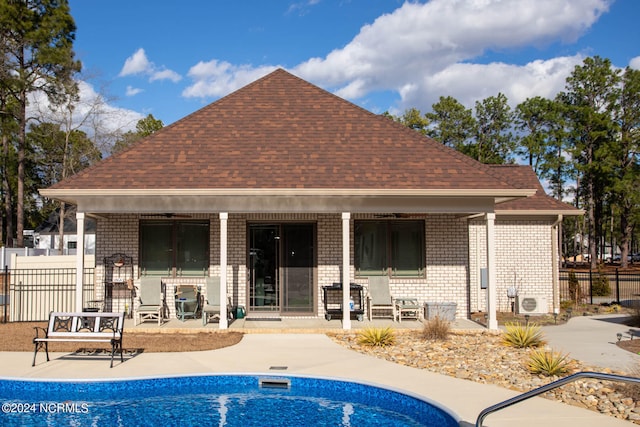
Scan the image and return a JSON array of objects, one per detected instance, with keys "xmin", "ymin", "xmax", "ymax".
[{"xmin": 1, "ymin": 315, "xmax": 637, "ymax": 426}]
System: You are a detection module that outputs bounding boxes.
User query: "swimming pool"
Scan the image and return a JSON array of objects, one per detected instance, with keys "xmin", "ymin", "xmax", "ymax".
[{"xmin": 0, "ymin": 374, "xmax": 458, "ymax": 426}]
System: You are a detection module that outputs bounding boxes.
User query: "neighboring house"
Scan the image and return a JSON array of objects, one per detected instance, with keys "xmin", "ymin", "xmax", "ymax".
[
  {"xmin": 40, "ymin": 69, "xmax": 580, "ymax": 329},
  {"xmin": 33, "ymin": 206, "xmax": 96, "ymax": 254}
]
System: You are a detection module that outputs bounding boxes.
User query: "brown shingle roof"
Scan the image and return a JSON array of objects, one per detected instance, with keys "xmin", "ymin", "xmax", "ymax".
[
  {"xmin": 50, "ymin": 69, "xmax": 516, "ymax": 192},
  {"xmin": 491, "ymin": 165, "xmax": 581, "ymax": 214}
]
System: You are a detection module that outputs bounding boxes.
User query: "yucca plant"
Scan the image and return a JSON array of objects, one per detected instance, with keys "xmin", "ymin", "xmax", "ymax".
[
  {"xmin": 357, "ymin": 327, "xmax": 396, "ymax": 347},
  {"xmin": 502, "ymin": 322, "xmax": 545, "ymax": 348},
  {"xmin": 422, "ymin": 316, "xmax": 451, "ymax": 340},
  {"xmin": 527, "ymin": 348, "xmax": 570, "ymax": 376}
]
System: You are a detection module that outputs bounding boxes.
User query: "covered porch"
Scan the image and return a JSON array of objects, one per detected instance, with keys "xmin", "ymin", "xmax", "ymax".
[{"xmin": 53, "ymin": 187, "xmax": 520, "ymax": 331}]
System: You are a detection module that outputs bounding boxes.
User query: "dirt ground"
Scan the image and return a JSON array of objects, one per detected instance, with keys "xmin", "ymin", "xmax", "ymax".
[
  {"xmin": 0, "ymin": 322, "xmax": 243, "ymax": 353},
  {"xmin": 3, "ymin": 316, "xmax": 640, "ymax": 357}
]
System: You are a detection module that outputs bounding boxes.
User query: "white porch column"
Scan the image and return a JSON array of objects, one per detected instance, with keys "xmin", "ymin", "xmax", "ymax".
[
  {"xmin": 342, "ymin": 212, "xmax": 351, "ymax": 330},
  {"xmin": 75, "ymin": 212, "xmax": 86, "ymax": 312},
  {"xmin": 219, "ymin": 212, "xmax": 229, "ymax": 329},
  {"xmin": 485, "ymin": 212, "xmax": 498, "ymax": 330}
]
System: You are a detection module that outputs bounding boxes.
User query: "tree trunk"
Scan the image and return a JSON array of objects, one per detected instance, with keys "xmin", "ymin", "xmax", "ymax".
[
  {"xmin": 620, "ymin": 201, "xmax": 632, "ymax": 269},
  {"xmin": 16, "ymin": 92, "xmax": 25, "ymax": 248},
  {"xmin": 1, "ymin": 132, "xmax": 11, "ymax": 247}
]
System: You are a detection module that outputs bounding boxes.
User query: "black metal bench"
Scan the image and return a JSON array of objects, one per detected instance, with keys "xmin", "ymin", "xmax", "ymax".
[{"xmin": 33, "ymin": 311, "xmax": 125, "ymax": 368}]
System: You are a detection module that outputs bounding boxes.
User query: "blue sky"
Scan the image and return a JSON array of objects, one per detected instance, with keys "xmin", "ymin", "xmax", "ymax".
[{"xmin": 66, "ymin": 0, "xmax": 639, "ymax": 131}]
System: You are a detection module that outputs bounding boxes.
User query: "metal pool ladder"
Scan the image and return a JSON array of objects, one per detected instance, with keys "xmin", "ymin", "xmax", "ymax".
[{"xmin": 476, "ymin": 371, "xmax": 640, "ymax": 427}]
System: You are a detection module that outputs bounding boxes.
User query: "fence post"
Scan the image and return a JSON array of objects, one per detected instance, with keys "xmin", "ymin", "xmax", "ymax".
[
  {"xmin": 616, "ymin": 268, "xmax": 620, "ymax": 304},
  {"xmin": 3, "ymin": 265, "xmax": 7, "ymax": 324},
  {"xmin": 589, "ymin": 268, "xmax": 593, "ymax": 305}
]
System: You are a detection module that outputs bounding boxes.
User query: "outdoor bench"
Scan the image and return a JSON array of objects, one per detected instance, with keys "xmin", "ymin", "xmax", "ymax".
[{"xmin": 32, "ymin": 311, "xmax": 125, "ymax": 368}]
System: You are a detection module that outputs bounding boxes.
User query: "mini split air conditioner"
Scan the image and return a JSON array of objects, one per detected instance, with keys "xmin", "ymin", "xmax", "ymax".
[{"xmin": 516, "ymin": 295, "xmax": 548, "ymax": 315}]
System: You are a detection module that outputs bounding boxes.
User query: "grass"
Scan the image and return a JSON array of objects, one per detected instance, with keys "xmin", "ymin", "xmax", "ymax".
[{"xmin": 422, "ymin": 316, "xmax": 451, "ymax": 340}]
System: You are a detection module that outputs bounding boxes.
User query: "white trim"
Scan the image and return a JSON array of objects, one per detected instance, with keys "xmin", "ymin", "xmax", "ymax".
[
  {"xmin": 41, "ymin": 188, "xmax": 535, "ymax": 198},
  {"xmin": 75, "ymin": 212, "xmax": 85, "ymax": 312},
  {"xmin": 485, "ymin": 212, "xmax": 498, "ymax": 330},
  {"xmin": 219, "ymin": 212, "xmax": 228, "ymax": 329},
  {"xmin": 342, "ymin": 212, "xmax": 351, "ymax": 330}
]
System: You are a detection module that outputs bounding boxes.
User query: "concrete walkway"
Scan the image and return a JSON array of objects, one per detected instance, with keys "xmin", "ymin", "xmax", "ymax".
[
  {"xmin": 542, "ymin": 314, "xmax": 640, "ymax": 372},
  {"xmin": 1, "ymin": 317, "xmax": 635, "ymax": 427}
]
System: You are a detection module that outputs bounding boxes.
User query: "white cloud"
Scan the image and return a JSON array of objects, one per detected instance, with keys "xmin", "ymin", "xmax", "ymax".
[
  {"xmin": 119, "ymin": 48, "xmax": 152, "ymax": 77},
  {"xmin": 294, "ymin": 0, "xmax": 610, "ymax": 94},
  {"xmin": 125, "ymin": 85, "xmax": 143, "ymax": 97},
  {"xmin": 630, "ymin": 56, "xmax": 640, "ymax": 70},
  {"xmin": 119, "ymin": 48, "xmax": 182, "ymax": 83},
  {"xmin": 181, "ymin": 0, "xmax": 611, "ymax": 111},
  {"xmin": 182, "ymin": 60, "xmax": 278, "ymax": 98},
  {"xmin": 399, "ymin": 55, "xmax": 584, "ymax": 113},
  {"xmin": 28, "ymin": 80, "xmax": 144, "ymax": 149},
  {"xmin": 150, "ymin": 69, "xmax": 182, "ymax": 83}
]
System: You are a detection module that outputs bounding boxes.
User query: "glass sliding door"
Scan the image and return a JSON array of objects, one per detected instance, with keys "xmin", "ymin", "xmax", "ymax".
[
  {"xmin": 281, "ymin": 224, "xmax": 315, "ymax": 314},
  {"xmin": 248, "ymin": 223, "xmax": 315, "ymax": 316},
  {"xmin": 248, "ymin": 225, "xmax": 279, "ymax": 313}
]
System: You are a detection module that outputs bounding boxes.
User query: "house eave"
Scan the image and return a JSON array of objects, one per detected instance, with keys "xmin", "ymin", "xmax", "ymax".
[
  {"xmin": 40, "ymin": 187, "xmax": 535, "ymax": 198},
  {"xmin": 495, "ymin": 209, "xmax": 584, "ymax": 217},
  {"xmin": 39, "ymin": 188, "xmax": 536, "ymax": 215}
]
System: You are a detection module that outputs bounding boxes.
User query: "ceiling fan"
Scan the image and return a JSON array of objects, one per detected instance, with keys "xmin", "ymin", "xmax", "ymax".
[
  {"xmin": 140, "ymin": 213, "xmax": 192, "ymax": 219},
  {"xmin": 374, "ymin": 213, "xmax": 419, "ymax": 218}
]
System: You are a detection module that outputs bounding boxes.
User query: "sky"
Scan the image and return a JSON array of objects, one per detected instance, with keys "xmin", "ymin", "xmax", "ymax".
[{"xmin": 65, "ymin": 0, "xmax": 640, "ymax": 133}]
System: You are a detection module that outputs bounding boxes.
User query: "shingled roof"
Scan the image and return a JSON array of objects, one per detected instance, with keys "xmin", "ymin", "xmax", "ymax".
[
  {"xmin": 491, "ymin": 165, "xmax": 580, "ymax": 215},
  {"xmin": 49, "ymin": 69, "xmax": 519, "ymax": 192}
]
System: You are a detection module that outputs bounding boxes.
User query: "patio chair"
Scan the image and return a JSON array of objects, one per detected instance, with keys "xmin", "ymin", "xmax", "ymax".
[
  {"xmin": 175, "ymin": 285, "xmax": 200, "ymax": 321},
  {"xmin": 395, "ymin": 297, "xmax": 422, "ymax": 322},
  {"xmin": 202, "ymin": 277, "xmax": 222, "ymax": 325},
  {"xmin": 135, "ymin": 277, "xmax": 165, "ymax": 326},
  {"xmin": 367, "ymin": 276, "xmax": 396, "ymax": 321}
]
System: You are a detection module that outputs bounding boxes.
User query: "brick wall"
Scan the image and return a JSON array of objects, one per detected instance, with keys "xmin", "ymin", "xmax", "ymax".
[
  {"xmin": 469, "ymin": 217, "xmax": 556, "ymax": 314},
  {"xmin": 94, "ymin": 212, "xmax": 557, "ymax": 321}
]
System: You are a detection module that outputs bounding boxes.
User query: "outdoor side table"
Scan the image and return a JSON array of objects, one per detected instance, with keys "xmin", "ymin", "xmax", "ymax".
[{"xmin": 176, "ymin": 298, "xmax": 198, "ymax": 321}]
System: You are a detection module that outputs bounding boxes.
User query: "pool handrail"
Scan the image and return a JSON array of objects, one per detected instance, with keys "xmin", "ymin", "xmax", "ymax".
[{"xmin": 475, "ymin": 371, "xmax": 640, "ymax": 427}]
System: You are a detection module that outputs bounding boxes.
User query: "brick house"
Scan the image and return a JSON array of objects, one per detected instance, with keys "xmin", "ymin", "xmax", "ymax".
[{"xmin": 40, "ymin": 69, "xmax": 580, "ymax": 329}]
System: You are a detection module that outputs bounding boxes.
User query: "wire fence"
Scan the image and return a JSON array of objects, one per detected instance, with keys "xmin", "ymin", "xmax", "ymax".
[
  {"xmin": 2, "ymin": 267, "xmax": 637, "ymax": 322},
  {"xmin": 559, "ymin": 269, "xmax": 640, "ymax": 306},
  {"xmin": 1, "ymin": 267, "xmax": 95, "ymax": 322}
]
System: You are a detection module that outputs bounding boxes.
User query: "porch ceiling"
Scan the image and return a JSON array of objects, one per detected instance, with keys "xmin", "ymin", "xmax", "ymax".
[{"xmin": 41, "ymin": 188, "xmax": 535, "ymax": 215}]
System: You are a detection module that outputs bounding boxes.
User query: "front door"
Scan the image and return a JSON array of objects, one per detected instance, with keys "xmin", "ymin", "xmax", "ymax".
[{"xmin": 248, "ymin": 223, "xmax": 315, "ymax": 316}]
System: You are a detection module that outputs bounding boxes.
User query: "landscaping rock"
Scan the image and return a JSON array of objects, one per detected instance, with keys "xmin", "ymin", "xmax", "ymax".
[{"xmin": 329, "ymin": 330, "xmax": 639, "ymax": 424}]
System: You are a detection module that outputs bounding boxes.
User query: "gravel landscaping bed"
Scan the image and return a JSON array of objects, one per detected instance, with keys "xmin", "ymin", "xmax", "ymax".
[{"xmin": 329, "ymin": 330, "xmax": 640, "ymax": 424}]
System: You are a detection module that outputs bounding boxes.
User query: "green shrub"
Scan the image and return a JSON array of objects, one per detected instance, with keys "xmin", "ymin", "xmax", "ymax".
[
  {"xmin": 527, "ymin": 348, "xmax": 570, "ymax": 376},
  {"xmin": 592, "ymin": 264, "xmax": 611, "ymax": 297},
  {"xmin": 502, "ymin": 322, "xmax": 545, "ymax": 348},
  {"xmin": 559, "ymin": 299, "xmax": 573, "ymax": 310},
  {"xmin": 357, "ymin": 327, "xmax": 396, "ymax": 347},
  {"xmin": 422, "ymin": 316, "xmax": 451, "ymax": 340}
]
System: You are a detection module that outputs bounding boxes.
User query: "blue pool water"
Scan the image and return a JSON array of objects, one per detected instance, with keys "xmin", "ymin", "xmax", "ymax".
[{"xmin": 0, "ymin": 375, "xmax": 458, "ymax": 426}]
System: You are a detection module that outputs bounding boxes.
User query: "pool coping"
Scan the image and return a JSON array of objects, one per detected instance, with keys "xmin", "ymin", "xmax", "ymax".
[{"xmin": 0, "ymin": 333, "xmax": 632, "ymax": 427}]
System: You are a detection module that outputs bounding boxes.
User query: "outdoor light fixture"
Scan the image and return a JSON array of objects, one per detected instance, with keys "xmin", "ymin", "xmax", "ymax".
[
  {"xmin": 524, "ymin": 314, "xmax": 530, "ymax": 326},
  {"xmin": 617, "ymin": 332, "xmax": 623, "ymax": 342},
  {"xmin": 553, "ymin": 312, "xmax": 558, "ymax": 324}
]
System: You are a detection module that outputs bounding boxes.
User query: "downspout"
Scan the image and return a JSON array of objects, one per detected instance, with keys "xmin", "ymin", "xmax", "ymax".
[{"xmin": 551, "ymin": 215, "xmax": 563, "ymax": 315}]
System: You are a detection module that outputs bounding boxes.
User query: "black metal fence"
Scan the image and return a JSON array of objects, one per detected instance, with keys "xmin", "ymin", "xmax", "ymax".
[
  {"xmin": 559, "ymin": 269, "xmax": 640, "ymax": 306},
  {"xmin": 1, "ymin": 267, "xmax": 95, "ymax": 322}
]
